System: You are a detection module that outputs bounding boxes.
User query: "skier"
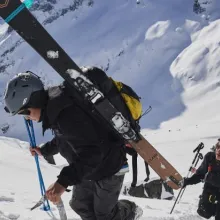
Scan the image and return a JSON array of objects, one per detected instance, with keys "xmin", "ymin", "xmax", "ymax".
[
  {"xmin": 182, "ymin": 140, "xmax": 220, "ymax": 219},
  {"xmin": 4, "ymin": 71, "xmax": 143, "ymax": 220}
]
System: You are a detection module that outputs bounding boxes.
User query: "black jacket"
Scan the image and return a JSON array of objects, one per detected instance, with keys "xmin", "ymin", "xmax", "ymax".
[
  {"xmin": 40, "ymin": 85, "xmax": 127, "ymax": 188},
  {"xmin": 186, "ymin": 152, "xmax": 220, "ymax": 188}
]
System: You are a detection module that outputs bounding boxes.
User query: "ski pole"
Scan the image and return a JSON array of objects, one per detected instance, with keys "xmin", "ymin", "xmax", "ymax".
[
  {"xmin": 177, "ymin": 143, "xmax": 204, "ymax": 204},
  {"xmin": 29, "ymin": 120, "xmax": 50, "ymax": 210},
  {"xmin": 195, "ymin": 153, "xmax": 203, "ymax": 168},
  {"xmin": 170, "ymin": 143, "xmax": 204, "ymax": 214},
  {"xmin": 183, "ymin": 142, "xmax": 204, "ymax": 183},
  {"xmin": 177, "ymin": 152, "xmax": 203, "ymax": 204},
  {"xmin": 24, "ymin": 119, "xmax": 50, "ymax": 211},
  {"xmin": 170, "ymin": 186, "xmax": 184, "ymax": 214},
  {"xmin": 193, "ymin": 142, "xmax": 204, "ymax": 154}
]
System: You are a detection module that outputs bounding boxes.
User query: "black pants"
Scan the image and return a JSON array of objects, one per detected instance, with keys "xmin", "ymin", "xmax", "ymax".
[{"xmin": 69, "ymin": 175, "xmax": 137, "ymax": 220}]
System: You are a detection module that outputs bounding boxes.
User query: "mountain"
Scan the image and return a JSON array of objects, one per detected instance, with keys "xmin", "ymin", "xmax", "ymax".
[{"xmin": 1, "ymin": 0, "xmax": 220, "ymax": 142}]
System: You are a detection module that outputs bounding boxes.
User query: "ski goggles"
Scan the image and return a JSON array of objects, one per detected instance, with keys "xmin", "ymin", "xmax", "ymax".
[{"xmin": 18, "ymin": 109, "xmax": 31, "ymax": 116}]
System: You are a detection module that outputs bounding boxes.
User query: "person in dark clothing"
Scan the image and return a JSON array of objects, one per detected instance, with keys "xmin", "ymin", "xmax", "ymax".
[
  {"xmin": 4, "ymin": 71, "xmax": 143, "ymax": 220},
  {"xmin": 182, "ymin": 140, "xmax": 220, "ymax": 219}
]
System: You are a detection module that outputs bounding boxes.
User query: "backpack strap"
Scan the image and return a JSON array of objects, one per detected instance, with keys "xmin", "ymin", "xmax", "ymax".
[{"xmin": 131, "ymin": 152, "xmax": 138, "ymax": 188}]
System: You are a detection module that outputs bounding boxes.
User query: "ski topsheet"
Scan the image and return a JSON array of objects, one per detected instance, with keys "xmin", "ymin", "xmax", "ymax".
[{"xmin": 0, "ymin": 0, "xmax": 183, "ymax": 189}]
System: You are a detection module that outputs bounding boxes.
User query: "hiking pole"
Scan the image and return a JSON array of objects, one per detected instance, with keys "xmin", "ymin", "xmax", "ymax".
[
  {"xmin": 177, "ymin": 142, "xmax": 204, "ymax": 203},
  {"xmin": 182, "ymin": 142, "xmax": 204, "ymax": 185},
  {"xmin": 170, "ymin": 143, "xmax": 204, "ymax": 214},
  {"xmin": 177, "ymin": 152, "xmax": 203, "ymax": 204},
  {"xmin": 170, "ymin": 186, "xmax": 184, "ymax": 214},
  {"xmin": 193, "ymin": 142, "xmax": 204, "ymax": 155},
  {"xmin": 26, "ymin": 119, "xmax": 69, "ymax": 219},
  {"xmin": 24, "ymin": 119, "xmax": 50, "ymax": 211}
]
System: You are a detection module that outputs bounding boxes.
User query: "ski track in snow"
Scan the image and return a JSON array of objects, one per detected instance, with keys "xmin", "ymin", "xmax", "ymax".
[
  {"xmin": 0, "ymin": 207, "xmax": 18, "ymax": 220},
  {"xmin": 0, "ymin": 193, "xmax": 19, "ymax": 220},
  {"xmin": 0, "ymin": 196, "xmax": 14, "ymax": 203}
]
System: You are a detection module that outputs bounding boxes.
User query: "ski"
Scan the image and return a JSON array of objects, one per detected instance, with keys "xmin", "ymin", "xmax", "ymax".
[
  {"xmin": 0, "ymin": 0, "xmax": 183, "ymax": 189},
  {"xmin": 56, "ymin": 199, "xmax": 68, "ymax": 220}
]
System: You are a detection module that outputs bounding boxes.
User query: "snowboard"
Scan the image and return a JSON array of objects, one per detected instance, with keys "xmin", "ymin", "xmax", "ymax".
[{"xmin": 0, "ymin": 0, "xmax": 183, "ymax": 189}]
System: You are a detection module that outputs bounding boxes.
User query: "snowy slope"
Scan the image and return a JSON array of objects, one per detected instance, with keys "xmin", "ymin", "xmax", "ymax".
[{"xmin": 0, "ymin": 124, "xmax": 217, "ymax": 220}]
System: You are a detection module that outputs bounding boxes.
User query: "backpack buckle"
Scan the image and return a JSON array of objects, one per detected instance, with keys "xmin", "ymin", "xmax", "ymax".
[{"xmin": 209, "ymin": 195, "xmax": 217, "ymax": 204}]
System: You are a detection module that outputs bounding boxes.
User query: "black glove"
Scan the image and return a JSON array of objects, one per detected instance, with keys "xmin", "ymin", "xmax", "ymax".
[{"xmin": 181, "ymin": 178, "xmax": 190, "ymax": 188}]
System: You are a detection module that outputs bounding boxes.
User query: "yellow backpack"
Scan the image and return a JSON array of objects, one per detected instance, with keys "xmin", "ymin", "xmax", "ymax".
[{"xmin": 110, "ymin": 78, "xmax": 142, "ymax": 121}]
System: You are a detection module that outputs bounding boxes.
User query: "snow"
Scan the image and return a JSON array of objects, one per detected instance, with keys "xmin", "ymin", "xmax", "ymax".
[
  {"xmin": 145, "ymin": 21, "xmax": 171, "ymax": 40},
  {"xmin": 0, "ymin": 0, "xmax": 220, "ymax": 219},
  {"xmin": 0, "ymin": 124, "xmax": 218, "ymax": 219}
]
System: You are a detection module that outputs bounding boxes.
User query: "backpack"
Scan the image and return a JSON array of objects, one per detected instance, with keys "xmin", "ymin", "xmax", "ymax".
[
  {"xmin": 110, "ymin": 78, "xmax": 142, "ymax": 121},
  {"xmin": 81, "ymin": 66, "xmax": 142, "ymax": 132}
]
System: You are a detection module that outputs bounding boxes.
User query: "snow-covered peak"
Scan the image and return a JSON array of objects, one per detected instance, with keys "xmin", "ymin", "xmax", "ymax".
[{"xmin": 0, "ymin": 0, "xmax": 219, "ymax": 140}]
